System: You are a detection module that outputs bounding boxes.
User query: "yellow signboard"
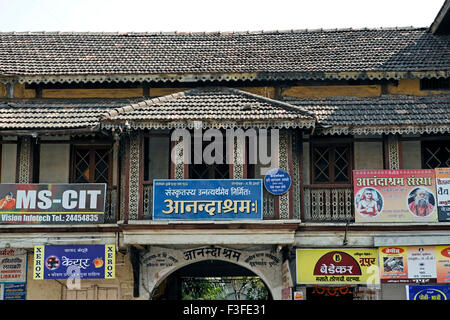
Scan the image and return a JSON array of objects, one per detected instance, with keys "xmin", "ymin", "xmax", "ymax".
[{"xmin": 296, "ymin": 249, "xmax": 379, "ymax": 285}]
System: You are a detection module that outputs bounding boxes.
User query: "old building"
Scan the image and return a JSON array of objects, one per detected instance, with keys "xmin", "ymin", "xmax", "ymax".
[{"xmin": 0, "ymin": 1, "xmax": 448, "ymax": 301}]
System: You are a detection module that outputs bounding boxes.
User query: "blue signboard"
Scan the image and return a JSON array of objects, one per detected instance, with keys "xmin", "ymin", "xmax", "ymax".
[
  {"xmin": 2, "ymin": 283, "xmax": 26, "ymax": 300},
  {"xmin": 153, "ymin": 179, "xmax": 263, "ymax": 220},
  {"xmin": 406, "ymin": 285, "xmax": 450, "ymax": 300},
  {"xmin": 264, "ymin": 168, "xmax": 291, "ymax": 195},
  {"xmin": 33, "ymin": 245, "xmax": 115, "ymax": 280}
]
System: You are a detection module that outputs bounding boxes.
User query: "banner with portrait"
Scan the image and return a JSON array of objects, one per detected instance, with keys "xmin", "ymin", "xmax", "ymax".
[{"xmin": 353, "ymin": 169, "xmax": 438, "ymax": 223}]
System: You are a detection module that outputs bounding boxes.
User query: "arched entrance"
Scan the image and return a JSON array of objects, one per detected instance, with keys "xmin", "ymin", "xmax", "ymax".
[{"xmin": 151, "ymin": 259, "xmax": 273, "ymax": 300}]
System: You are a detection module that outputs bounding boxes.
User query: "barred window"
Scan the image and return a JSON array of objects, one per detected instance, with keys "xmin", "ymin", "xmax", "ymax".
[
  {"xmin": 422, "ymin": 141, "xmax": 450, "ymax": 169},
  {"xmin": 189, "ymin": 139, "xmax": 230, "ymax": 179},
  {"xmin": 71, "ymin": 146, "xmax": 112, "ymax": 184}
]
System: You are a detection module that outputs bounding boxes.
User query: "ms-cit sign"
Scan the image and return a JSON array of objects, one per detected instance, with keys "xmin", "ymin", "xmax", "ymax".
[{"xmin": 0, "ymin": 183, "xmax": 106, "ymax": 224}]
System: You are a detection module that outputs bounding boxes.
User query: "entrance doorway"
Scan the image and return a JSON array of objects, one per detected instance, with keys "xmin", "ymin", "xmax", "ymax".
[{"xmin": 151, "ymin": 260, "xmax": 272, "ymax": 300}]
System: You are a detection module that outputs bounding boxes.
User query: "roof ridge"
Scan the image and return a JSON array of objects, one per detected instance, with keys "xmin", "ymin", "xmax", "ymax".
[
  {"xmin": 102, "ymin": 91, "xmax": 188, "ymax": 120},
  {"xmin": 282, "ymin": 94, "xmax": 450, "ymax": 101},
  {"xmin": 0, "ymin": 26, "xmax": 428, "ymax": 36},
  {"xmin": 101, "ymin": 86, "xmax": 319, "ymax": 122},
  {"xmin": 222, "ymin": 87, "xmax": 318, "ymax": 120}
]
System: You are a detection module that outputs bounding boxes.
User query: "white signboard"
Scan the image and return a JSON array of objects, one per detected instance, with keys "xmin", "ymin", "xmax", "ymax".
[{"xmin": 0, "ymin": 248, "xmax": 27, "ymax": 283}]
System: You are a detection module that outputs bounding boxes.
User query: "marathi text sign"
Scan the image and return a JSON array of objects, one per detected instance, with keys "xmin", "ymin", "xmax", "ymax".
[
  {"xmin": 153, "ymin": 179, "xmax": 263, "ymax": 220},
  {"xmin": 0, "ymin": 183, "xmax": 106, "ymax": 224},
  {"xmin": 33, "ymin": 245, "xmax": 115, "ymax": 280},
  {"xmin": 0, "ymin": 283, "xmax": 27, "ymax": 300},
  {"xmin": 353, "ymin": 169, "xmax": 438, "ymax": 223},
  {"xmin": 406, "ymin": 285, "xmax": 450, "ymax": 300},
  {"xmin": 379, "ymin": 246, "xmax": 450, "ymax": 284},
  {"xmin": 435, "ymin": 168, "xmax": 450, "ymax": 221},
  {"xmin": 296, "ymin": 249, "xmax": 379, "ymax": 285},
  {"xmin": 0, "ymin": 248, "xmax": 27, "ymax": 283}
]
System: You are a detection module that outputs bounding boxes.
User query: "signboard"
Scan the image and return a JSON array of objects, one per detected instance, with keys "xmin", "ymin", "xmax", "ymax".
[
  {"xmin": 353, "ymin": 169, "xmax": 438, "ymax": 223},
  {"xmin": 379, "ymin": 246, "xmax": 450, "ymax": 284},
  {"xmin": 0, "ymin": 248, "xmax": 27, "ymax": 283},
  {"xmin": 0, "ymin": 283, "xmax": 27, "ymax": 300},
  {"xmin": 264, "ymin": 168, "xmax": 291, "ymax": 195},
  {"xmin": 435, "ymin": 168, "xmax": 450, "ymax": 221},
  {"xmin": 0, "ymin": 183, "xmax": 106, "ymax": 224},
  {"xmin": 293, "ymin": 290, "xmax": 305, "ymax": 300},
  {"xmin": 296, "ymin": 249, "xmax": 379, "ymax": 285},
  {"xmin": 153, "ymin": 179, "xmax": 263, "ymax": 220},
  {"xmin": 436, "ymin": 245, "xmax": 450, "ymax": 283},
  {"xmin": 406, "ymin": 285, "xmax": 450, "ymax": 300},
  {"xmin": 33, "ymin": 245, "xmax": 115, "ymax": 280}
]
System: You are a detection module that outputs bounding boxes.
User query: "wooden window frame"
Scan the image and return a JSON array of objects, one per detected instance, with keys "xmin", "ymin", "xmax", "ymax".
[
  {"xmin": 309, "ymin": 141, "xmax": 353, "ymax": 186},
  {"xmin": 139, "ymin": 133, "xmax": 172, "ymax": 219},
  {"xmin": 69, "ymin": 144, "xmax": 113, "ymax": 185},
  {"xmin": 421, "ymin": 139, "xmax": 450, "ymax": 169}
]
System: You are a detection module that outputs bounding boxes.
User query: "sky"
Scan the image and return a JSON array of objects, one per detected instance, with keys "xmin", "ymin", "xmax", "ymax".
[{"xmin": 0, "ymin": 0, "xmax": 445, "ymax": 32}]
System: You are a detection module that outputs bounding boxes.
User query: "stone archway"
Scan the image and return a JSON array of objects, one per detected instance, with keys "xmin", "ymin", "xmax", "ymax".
[
  {"xmin": 139, "ymin": 245, "xmax": 283, "ymax": 300},
  {"xmin": 151, "ymin": 259, "xmax": 273, "ymax": 300}
]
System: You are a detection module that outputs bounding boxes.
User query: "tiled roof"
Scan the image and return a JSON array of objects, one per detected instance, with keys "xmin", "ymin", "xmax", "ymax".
[
  {"xmin": 102, "ymin": 87, "xmax": 317, "ymax": 129},
  {"xmin": 0, "ymin": 99, "xmax": 135, "ymax": 129},
  {"xmin": 0, "ymin": 28, "xmax": 449, "ymax": 83},
  {"xmin": 1, "ymin": 91, "xmax": 449, "ymax": 135},
  {"xmin": 282, "ymin": 94, "xmax": 450, "ymax": 134}
]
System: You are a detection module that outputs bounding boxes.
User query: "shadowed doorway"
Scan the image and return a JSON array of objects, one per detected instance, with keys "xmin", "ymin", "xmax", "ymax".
[{"xmin": 151, "ymin": 259, "xmax": 273, "ymax": 300}]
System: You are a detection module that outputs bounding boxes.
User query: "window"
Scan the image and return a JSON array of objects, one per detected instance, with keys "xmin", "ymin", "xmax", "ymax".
[
  {"xmin": 422, "ymin": 141, "xmax": 450, "ymax": 169},
  {"xmin": 311, "ymin": 143, "xmax": 352, "ymax": 184},
  {"xmin": 143, "ymin": 136, "xmax": 170, "ymax": 181},
  {"xmin": 71, "ymin": 146, "xmax": 112, "ymax": 184},
  {"xmin": 189, "ymin": 133, "xmax": 230, "ymax": 179},
  {"xmin": 142, "ymin": 135, "xmax": 171, "ymax": 218}
]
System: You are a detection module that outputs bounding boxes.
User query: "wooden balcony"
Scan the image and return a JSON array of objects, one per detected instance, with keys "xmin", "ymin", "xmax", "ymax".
[{"xmin": 303, "ymin": 184, "xmax": 354, "ymax": 222}]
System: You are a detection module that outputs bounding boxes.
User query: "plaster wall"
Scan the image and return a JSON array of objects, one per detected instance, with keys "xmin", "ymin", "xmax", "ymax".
[
  {"xmin": 39, "ymin": 144, "xmax": 70, "ymax": 183},
  {"xmin": 354, "ymin": 141, "xmax": 383, "ymax": 170},
  {"xmin": 1, "ymin": 144, "xmax": 17, "ymax": 183},
  {"xmin": 401, "ymin": 141, "xmax": 422, "ymax": 169}
]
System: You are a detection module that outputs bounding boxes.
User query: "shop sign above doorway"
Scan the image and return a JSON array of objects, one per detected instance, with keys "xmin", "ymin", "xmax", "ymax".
[{"xmin": 153, "ymin": 179, "xmax": 263, "ymax": 220}]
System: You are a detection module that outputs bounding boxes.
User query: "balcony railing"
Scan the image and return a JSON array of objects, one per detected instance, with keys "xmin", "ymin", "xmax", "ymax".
[{"xmin": 303, "ymin": 185, "xmax": 354, "ymax": 222}]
